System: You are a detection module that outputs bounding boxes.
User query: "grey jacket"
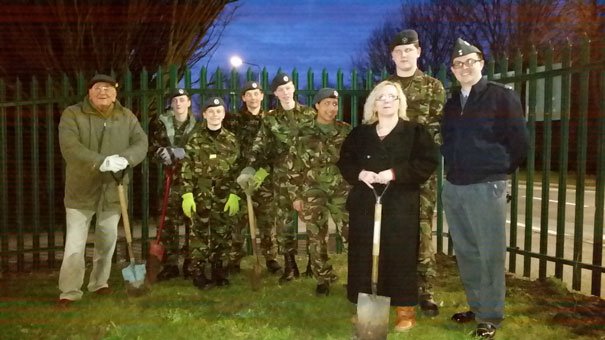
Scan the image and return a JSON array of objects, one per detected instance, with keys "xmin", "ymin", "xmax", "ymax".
[{"xmin": 59, "ymin": 96, "xmax": 148, "ymax": 211}]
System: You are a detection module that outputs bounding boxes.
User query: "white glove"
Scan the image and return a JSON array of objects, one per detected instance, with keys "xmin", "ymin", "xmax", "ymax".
[
  {"xmin": 358, "ymin": 170, "xmax": 379, "ymax": 189},
  {"xmin": 99, "ymin": 155, "xmax": 128, "ymax": 173},
  {"xmin": 236, "ymin": 167, "xmax": 256, "ymax": 193},
  {"xmin": 171, "ymin": 147, "xmax": 186, "ymax": 160},
  {"xmin": 156, "ymin": 147, "xmax": 172, "ymax": 165},
  {"xmin": 377, "ymin": 169, "xmax": 394, "ymax": 184}
]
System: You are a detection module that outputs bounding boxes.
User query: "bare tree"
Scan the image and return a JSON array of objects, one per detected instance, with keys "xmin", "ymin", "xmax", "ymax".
[{"xmin": 0, "ymin": 0, "xmax": 237, "ymax": 84}]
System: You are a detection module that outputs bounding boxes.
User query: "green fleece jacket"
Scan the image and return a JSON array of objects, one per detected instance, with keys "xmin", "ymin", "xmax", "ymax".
[{"xmin": 58, "ymin": 97, "xmax": 148, "ymax": 211}]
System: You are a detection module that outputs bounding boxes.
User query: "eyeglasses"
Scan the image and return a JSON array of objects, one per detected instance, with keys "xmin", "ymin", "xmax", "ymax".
[
  {"xmin": 91, "ymin": 85, "xmax": 115, "ymax": 93},
  {"xmin": 452, "ymin": 59, "xmax": 482, "ymax": 69},
  {"xmin": 376, "ymin": 94, "xmax": 399, "ymax": 102}
]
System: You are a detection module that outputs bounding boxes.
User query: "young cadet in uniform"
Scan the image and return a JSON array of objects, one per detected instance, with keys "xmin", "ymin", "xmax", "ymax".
[
  {"xmin": 386, "ymin": 29, "xmax": 446, "ymax": 316},
  {"xmin": 225, "ymin": 81, "xmax": 281, "ymax": 275},
  {"xmin": 57, "ymin": 74, "xmax": 147, "ymax": 306},
  {"xmin": 242, "ymin": 72, "xmax": 316, "ymax": 284},
  {"xmin": 291, "ymin": 88, "xmax": 351, "ymax": 296},
  {"xmin": 148, "ymin": 88, "xmax": 199, "ymax": 280},
  {"xmin": 441, "ymin": 38, "xmax": 528, "ymax": 339},
  {"xmin": 180, "ymin": 97, "xmax": 241, "ymax": 289}
]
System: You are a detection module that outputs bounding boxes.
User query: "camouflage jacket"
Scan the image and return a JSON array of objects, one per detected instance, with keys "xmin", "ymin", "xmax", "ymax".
[
  {"xmin": 387, "ymin": 69, "xmax": 445, "ymax": 143},
  {"xmin": 180, "ymin": 122, "xmax": 240, "ymax": 200},
  {"xmin": 223, "ymin": 107, "xmax": 265, "ymax": 171},
  {"xmin": 291, "ymin": 119, "xmax": 352, "ymax": 200},
  {"xmin": 148, "ymin": 110, "xmax": 199, "ymax": 186},
  {"xmin": 249, "ymin": 102, "xmax": 316, "ymax": 172}
]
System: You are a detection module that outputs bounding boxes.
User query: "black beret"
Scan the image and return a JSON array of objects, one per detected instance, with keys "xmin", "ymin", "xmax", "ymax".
[
  {"xmin": 88, "ymin": 74, "xmax": 118, "ymax": 89},
  {"xmin": 270, "ymin": 72, "xmax": 292, "ymax": 92},
  {"xmin": 451, "ymin": 37, "xmax": 483, "ymax": 61},
  {"xmin": 170, "ymin": 88, "xmax": 189, "ymax": 99},
  {"xmin": 202, "ymin": 97, "xmax": 225, "ymax": 112},
  {"xmin": 389, "ymin": 29, "xmax": 419, "ymax": 50},
  {"xmin": 312, "ymin": 88, "xmax": 339, "ymax": 106},
  {"xmin": 241, "ymin": 80, "xmax": 262, "ymax": 95}
]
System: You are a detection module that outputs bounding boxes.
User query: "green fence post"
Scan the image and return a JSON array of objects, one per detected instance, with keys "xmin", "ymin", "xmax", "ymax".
[
  {"xmin": 336, "ymin": 68, "xmax": 344, "ymax": 122},
  {"xmin": 140, "ymin": 68, "xmax": 150, "ymax": 258},
  {"xmin": 45, "ymin": 74, "xmax": 56, "ymax": 268},
  {"xmin": 350, "ymin": 69, "xmax": 358, "ymax": 127},
  {"xmin": 31, "ymin": 76, "xmax": 41, "ymax": 270},
  {"xmin": 572, "ymin": 36, "xmax": 590, "ymax": 291},
  {"xmin": 15, "ymin": 78, "xmax": 24, "ymax": 271},
  {"xmin": 306, "ymin": 68, "xmax": 315, "ymax": 106},
  {"xmin": 523, "ymin": 46, "xmax": 538, "ymax": 278},
  {"xmin": 592, "ymin": 45, "xmax": 605, "ymax": 296},
  {"xmin": 555, "ymin": 40, "xmax": 572, "ymax": 279},
  {"xmin": 509, "ymin": 49, "xmax": 524, "ymax": 273},
  {"xmin": 0, "ymin": 79, "xmax": 7, "ymax": 272}
]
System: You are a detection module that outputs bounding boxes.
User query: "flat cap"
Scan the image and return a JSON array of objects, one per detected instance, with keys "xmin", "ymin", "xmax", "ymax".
[
  {"xmin": 241, "ymin": 80, "xmax": 262, "ymax": 95},
  {"xmin": 389, "ymin": 29, "xmax": 419, "ymax": 50},
  {"xmin": 312, "ymin": 88, "xmax": 339, "ymax": 106},
  {"xmin": 202, "ymin": 96, "xmax": 225, "ymax": 112},
  {"xmin": 451, "ymin": 37, "xmax": 482, "ymax": 60},
  {"xmin": 169, "ymin": 88, "xmax": 189, "ymax": 99},
  {"xmin": 89, "ymin": 74, "xmax": 118, "ymax": 89},
  {"xmin": 270, "ymin": 72, "xmax": 292, "ymax": 92}
]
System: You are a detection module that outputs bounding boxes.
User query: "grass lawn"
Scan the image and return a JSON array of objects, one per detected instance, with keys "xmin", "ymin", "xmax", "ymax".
[{"xmin": 1, "ymin": 253, "xmax": 603, "ymax": 340}]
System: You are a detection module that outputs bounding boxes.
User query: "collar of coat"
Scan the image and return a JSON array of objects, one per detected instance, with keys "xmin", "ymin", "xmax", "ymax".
[{"xmin": 159, "ymin": 110, "xmax": 197, "ymax": 145}]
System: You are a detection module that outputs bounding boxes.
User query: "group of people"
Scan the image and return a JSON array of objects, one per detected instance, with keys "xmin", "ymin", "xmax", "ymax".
[{"xmin": 56, "ymin": 29, "xmax": 528, "ymax": 339}]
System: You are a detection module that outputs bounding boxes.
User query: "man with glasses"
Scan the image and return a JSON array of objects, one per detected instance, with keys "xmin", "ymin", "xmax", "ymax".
[
  {"xmin": 387, "ymin": 29, "xmax": 445, "ymax": 316},
  {"xmin": 57, "ymin": 74, "xmax": 148, "ymax": 306},
  {"xmin": 440, "ymin": 38, "xmax": 529, "ymax": 339}
]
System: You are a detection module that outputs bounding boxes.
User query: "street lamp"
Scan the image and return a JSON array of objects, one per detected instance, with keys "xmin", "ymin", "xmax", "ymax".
[{"xmin": 230, "ymin": 55, "xmax": 261, "ymax": 83}]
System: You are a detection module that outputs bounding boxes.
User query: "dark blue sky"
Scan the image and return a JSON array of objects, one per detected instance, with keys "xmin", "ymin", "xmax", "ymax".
[{"xmin": 197, "ymin": 0, "xmax": 401, "ymax": 79}]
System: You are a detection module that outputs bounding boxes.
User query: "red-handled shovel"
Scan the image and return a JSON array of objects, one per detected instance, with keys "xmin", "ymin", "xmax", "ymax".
[{"xmin": 146, "ymin": 166, "xmax": 173, "ymax": 283}]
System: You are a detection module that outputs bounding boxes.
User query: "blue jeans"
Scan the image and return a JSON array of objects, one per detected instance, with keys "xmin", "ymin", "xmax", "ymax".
[{"xmin": 442, "ymin": 180, "xmax": 507, "ymax": 326}]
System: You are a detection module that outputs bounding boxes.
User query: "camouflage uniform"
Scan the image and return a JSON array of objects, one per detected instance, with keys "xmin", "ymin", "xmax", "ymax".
[
  {"xmin": 224, "ymin": 107, "xmax": 278, "ymax": 266},
  {"xmin": 293, "ymin": 119, "xmax": 351, "ymax": 285},
  {"xmin": 387, "ymin": 70, "xmax": 445, "ymax": 299},
  {"xmin": 180, "ymin": 121, "xmax": 240, "ymax": 277},
  {"xmin": 148, "ymin": 110, "xmax": 198, "ymax": 266},
  {"xmin": 249, "ymin": 102, "xmax": 316, "ymax": 255}
]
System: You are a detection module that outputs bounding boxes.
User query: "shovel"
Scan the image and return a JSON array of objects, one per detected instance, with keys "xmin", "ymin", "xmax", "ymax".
[
  {"xmin": 112, "ymin": 170, "xmax": 147, "ymax": 295},
  {"xmin": 146, "ymin": 166, "xmax": 173, "ymax": 283},
  {"xmin": 237, "ymin": 167, "xmax": 263, "ymax": 290},
  {"xmin": 356, "ymin": 183, "xmax": 391, "ymax": 340}
]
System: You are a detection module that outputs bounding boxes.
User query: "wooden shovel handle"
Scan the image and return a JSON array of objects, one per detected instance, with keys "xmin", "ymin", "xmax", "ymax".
[
  {"xmin": 117, "ymin": 183, "xmax": 135, "ymax": 262},
  {"xmin": 246, "ymin": 193, "xmax": 259, "ymax": 258},
  {"xmin": 371, "ymin": 202, "xmax": 382, "ymax": 293}
]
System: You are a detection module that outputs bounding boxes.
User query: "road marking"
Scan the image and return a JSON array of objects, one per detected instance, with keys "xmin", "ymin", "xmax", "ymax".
[{"xmin": 506, "ymin": 220, "xmax": 605, "ymax": 242}]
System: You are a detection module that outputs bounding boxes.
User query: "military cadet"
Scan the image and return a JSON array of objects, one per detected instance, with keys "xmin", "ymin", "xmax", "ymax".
[
  {"xmin": 243, "ymin": 72, "xmax": 316, "ymax": 284},
  {"xmin": 441, "ymin": 38, "xmax": 528, "ymax": 339},
  {"xmin": 148, "ymin": 88, "xmax": 199, "ymax": 280},
  {"xmin": 387, "ymin": 29, "xmax": 446, "ymax": 316},
  {"xmin": 291, "ymin": 88, "xmax": 351, "ymax": 296},
  {"xmin": 180, "ymin": 97, "xmax": 241, "ymax": 289},
  {"xmin": 224, "ymin": 80, "xmax": 281, "ymax": 275}
]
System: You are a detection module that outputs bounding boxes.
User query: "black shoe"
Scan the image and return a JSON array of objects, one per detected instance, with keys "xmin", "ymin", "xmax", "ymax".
[
  {"xmin": 315, "ymin": 283, "xmax": 329, "ymax": 296},
  {"xmin": 419, "ymin": 294, "xmax": 439, "ymax": 317},
  {"xmin": 157, "ymin": 265, "xmax": 180, "ymax": 281},
  {"xmin": 474, "ymin": 323, "xmax": 496, "ymax": 338},
  {"xmin": 303, "ymin": 256, "xmax": 313, "ymax": 277},
  {"xmin": 451, "ymin": 310, "xmax": 475, "ymax": 323},
  {"xmin": 192, "ymin": 273, "xmax": 212, "ymax": 290},
  {"xmin": 182, "ymin": 258, "xmax": 193, "ymax": 279},
  {"xmin": 265, "ymin": 259, "xmax": 282, "ymax": 274},
  {"xmin": 212, "ymin": 261, "xmax": 230, "ymax": 287},
  {"xmin": 278, "ymin": 252, "xmax": 300, "ymax": 284}
]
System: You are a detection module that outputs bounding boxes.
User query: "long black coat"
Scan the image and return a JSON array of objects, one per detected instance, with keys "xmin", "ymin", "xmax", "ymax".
[{"xmin": 337, "ymin": 119, "xmax": 438, "ymax": 306}]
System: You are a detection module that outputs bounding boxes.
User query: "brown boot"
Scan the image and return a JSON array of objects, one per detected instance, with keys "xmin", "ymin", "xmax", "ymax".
[{"xmin": 394, "ymin": 306, "xmax": 416, "ymax": 332}]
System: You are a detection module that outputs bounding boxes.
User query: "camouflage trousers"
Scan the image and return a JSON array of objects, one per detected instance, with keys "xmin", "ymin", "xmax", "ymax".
[
  {"xmin": 299, "ymin": 184, "xmax": 348, "ymax": 284},
  {"xmin": 159, "ymin": 187, "xmax": 191, "ymax": 266},
  {"xmin": 418, "ymin": 174, "xmax": 437, "ymax": 297},
  {"xmin": 273, "ymin": 180, "xmax": 298, "ymax": 254},
  {"xmin": 189, "ymin": 192, "xmax": 236, "ymax": 272},
  {"xmin": 229, "ymin": 184, "xmax": 278, "ymax": 265}
]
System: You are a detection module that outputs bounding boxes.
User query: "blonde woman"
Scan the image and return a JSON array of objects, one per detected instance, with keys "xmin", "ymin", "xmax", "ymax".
[{"xmin": 337, "ymin": 80, "xmax": 438, "ymax": 331}]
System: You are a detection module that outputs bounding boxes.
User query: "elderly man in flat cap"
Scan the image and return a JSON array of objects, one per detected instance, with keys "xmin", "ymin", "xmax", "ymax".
[
  {"xmin": 440, "ymin": 38, "xmax": 529, "ymax": 339},
  {"xmin": 180, "ymin": 96, "xmax": 241, "ymax": 290},
  {"xmin": 242, "ymin": 72, "xmax": 316, "ymax": 284},
  {"xmin": 57, "ymin": 74, "xmax": 148, "ymax": 306},
  {"xmin": 148, "ymin": 88, "xmax": 200, "ymax": 281},
  {"xmin": 224, "ymin": 81, "xmax": 282, "ymax": 276},
  {"xmin": 288, "ymin": 88, "xmax": 351, "ymax": 296},
  {"xmin": 386, "ymin": 29, "xmax": 446, "ymax": 317}
]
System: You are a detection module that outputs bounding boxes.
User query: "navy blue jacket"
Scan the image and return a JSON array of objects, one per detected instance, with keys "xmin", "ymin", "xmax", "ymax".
[{"xmin": 441, "ymin": 78, "xmax": 529, "ymax": 185}]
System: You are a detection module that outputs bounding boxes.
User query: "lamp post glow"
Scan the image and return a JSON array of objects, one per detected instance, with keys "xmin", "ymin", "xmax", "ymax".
[{"xmin": 230, "ymin": 55, "xmax": 261, "ymax": 83}]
